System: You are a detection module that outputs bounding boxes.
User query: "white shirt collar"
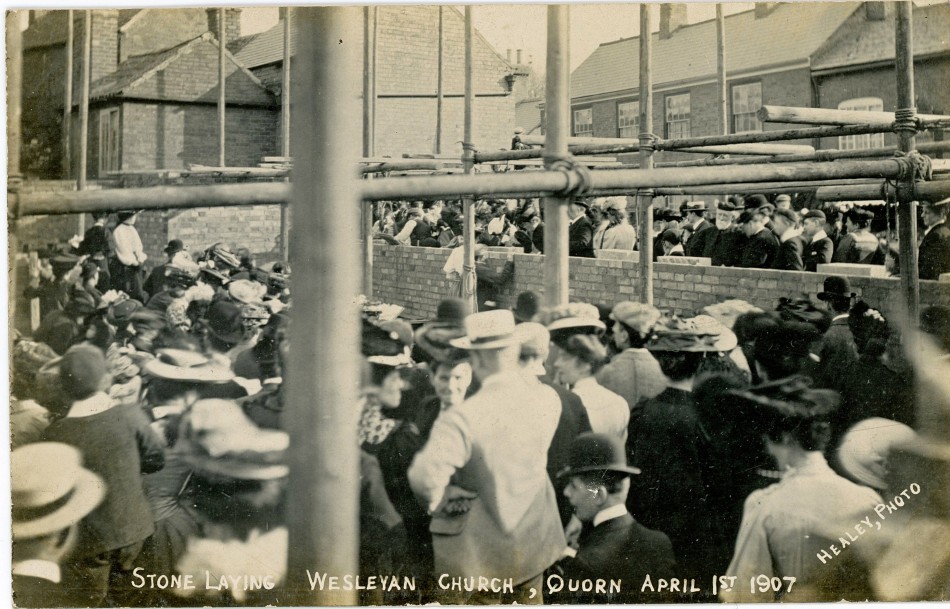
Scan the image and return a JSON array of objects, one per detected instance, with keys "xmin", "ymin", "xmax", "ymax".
[
  {"xmin": 779, "ymin": 227, "xmax": 802, "ymax": 243},
  {"xmin": 924, "ymin": 220, "xmax": 944, "ymax": 237},
  {"xmin": 67, "ymin": 392, "xmax": 114, "ymax": 418},
  {"xmin": 13, "ymin": 559, "xmax": 61, "ymax": 583},
  {"xmin": 593, "ymin": 503, "xmax": 629, "ymax": 527},
  {"xmin": 811, "ymin": 229, "xmax": 828, "ymax": 244},
  {"xmin": 691, "ymin": 217, "xmax": 705, "ymax": 230},
  {"xmin": 570, "ymin": 214, "xmax": 584, "ymax": 226}
]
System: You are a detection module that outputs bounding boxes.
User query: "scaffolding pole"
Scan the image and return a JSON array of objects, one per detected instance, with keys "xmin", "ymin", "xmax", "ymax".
[
  {"xmin": 435, "ymin": 6, "xmax": 445, "ymax": 155},
  {"xmin": 758, "ymin": 104, "xmax": 950, "ymax": 126},
  {"xmin": 280, "ymin": 7, "xmax": 292, "ymax": 262},
  {"xmin": 462, "ymin": 7, "xmax": 477, "ymax": 313},
  {"xmin": 284, "ymin": 7, "xmax": 361, "ymax": 605},
  {"xmin": 816, "ymin": 180, "xmax": 950, "ymax": 203},
  {"xmin": 638, "ymin": 3, "xmax": 655, "ymax": 305},
  {"xmin": 896, "ymin": 2, "xmax": 920, "ymax": 321},
  {"xmin": 78, "ymin": 10, "xmax": 90, "ymax": 190},
  {"xmin": 63, "ymin": 10, "xmax": 73, "ymax": 179},
  {"xmin": 543, "ymin": 5, "xmax": 571, "ymax": 307},
  {"xmin": 655, "ymin": 140, "xmax": 950, "ymax": 168},
  {"xmin": 8, "ymin": 10, "xmax": 24, "ymax": 348},
  {"xmin": 218, "ymin": 8, "xmax": 226, "ymax": 167},
  {"xmin": 362, "ymin": 6, "xmax": 377, "ymax": 298}
]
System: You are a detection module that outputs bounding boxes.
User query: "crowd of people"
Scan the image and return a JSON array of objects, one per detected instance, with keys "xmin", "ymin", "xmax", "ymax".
[
  {"xmin": 11, "ymin": 199, "xmax": 950, "ymax": 605},
  {"xmin": 373, "ymin": 194, "xmax": 950, "ymax": 279}
]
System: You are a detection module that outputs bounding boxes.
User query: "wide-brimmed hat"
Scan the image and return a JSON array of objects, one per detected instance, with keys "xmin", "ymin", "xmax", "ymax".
[
  {"xmin": 701, "ymin": 300, "xmax": 762, "ymax": 330},
  {"xmin": 683, "ymin": 200, "xmax": 708, "ymax": 213},
  {"xmin": 610, "ymin": 301, "xmax": 662, "ymax": 335},
  {"xmin": 179, "ymin": 399, "xmax": 289, "ymax": 480},
  {"xmin": 228, "ymin": 279, "xmax": 268, "ymax": 305},
  {"xmin": 107, "ymin": 298, "xmax": 143, "ymax": 327},
  {"xmin": 727, "ymin": 374, "xmax": 839, "ymax": 424},
  {"xmin": 717, "ymin": 200, "xmax": 740, "ymax": 212},
  {"xmin": 838, "ymin": 418, "xmax": 916, "ymax": 490},
  {"xmin": 65, "ymin": 290, "xmax": 98, "ymax": 316},
  {"xmin": 204, "ymin": 300, "xmax": 247, "ymax": 345},
  {"xmin": 817, "ymin": 276, "xmax": 856, "ymax": 302},
  {"xmin": 537, "ymin": 303, "xmax": 606, "ymax": 335},
  {"xmin": 164, "ymin": 239, "xmax": 185, "ymax": 255},
  {"xmin": 143, "ymin": 348, "xmax": 234, "ymax": 383},
  {"xmin": 558, "ymin": 432, "xmax": 641, "ymax": 478},
  {"xmin": 12, "ymin": 442, "xmax": 105, "ymax": 539},
  {"xmin": 449, "ymin": 310, "xmax": 520, "ymax": 350},
  {"xmin": 363, "ymin": 317, "xmax": 412, "ymax": 366},
  {"xmin": 50, "ymin": 254, "xmax": 80, "ymax": 275},
  {"xmin": 648, "ymin": 315, "xmax": 737, "ymax": 352}
]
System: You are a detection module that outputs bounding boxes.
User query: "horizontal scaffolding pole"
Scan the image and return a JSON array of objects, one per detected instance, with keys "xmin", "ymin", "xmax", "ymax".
[
  {"xmin": 655, "ymin": 140, "xmax": 950, "ymax": 168},
  {"xmin": 361, "ymin": 159, "xmax": 443, "ymax": 174},
  {"xmin": 519, "ymin": 134, "xmax": 814, "ymax": 156},
  {"xmin": 816, "ymin": 180, "xmax": 950, "ymax": 202},
  {"xmin": 758, "ymin": 104, "xmax": 950, "ymax": 126},
  {"xmin": 655, "ymin": 178, "xmax": 896, "ymax": 197}
]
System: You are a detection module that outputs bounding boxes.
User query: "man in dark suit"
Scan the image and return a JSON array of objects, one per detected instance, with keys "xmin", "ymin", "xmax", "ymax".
[
  {"xmin": 708, "ymin": 200, "xmax": 746, "ymax": 267},
  {"xmin": 771, "ymin": 208, "xmax": 805, "ymax": 271},
  {"xmin": 12, "ymin": 443, "xmax": 105, "ymax": 609},
  {"xmin": 740, "ymin": 209, "xmax": 780, "ymax": 268},
  {"xmin": 550, "ymin": 433, "xmax": 677, "ymax": 604},
  {"xmin": 683, "ymin": 201, "xmax": 718, "ymax": 257},
  {"xmin": 919, "ymin": 197, "xmax": 950, "ymax": 280},
  {"xmin": 568, "ymin": 199, "xmax": 595, "ymax": 258},
  {"xmin": 801, "ymin": 209, "xmax": 834, "ymax": 272}
]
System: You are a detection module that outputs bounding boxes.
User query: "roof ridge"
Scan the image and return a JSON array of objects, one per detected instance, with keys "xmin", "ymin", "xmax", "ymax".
[
  {"xmin": 118, "ymin": 35, "xmax": 207, "ymax": 95},
  {"xmin": 593, "ymin": 4, "xmax": 770, "ymax": 50}
]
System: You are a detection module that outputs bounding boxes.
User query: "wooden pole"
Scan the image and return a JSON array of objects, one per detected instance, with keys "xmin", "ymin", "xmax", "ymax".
[
  {"xmin": 218, "ymin": 8, "xmax": 226, "ymax": 167},
  {"xmin": 362, "ymin": 6, "xmax": 377, "ymax": 297},
  {"xmin": 462, "ymin": 7, "xmax": 477, "ymax": 313},
  {"xmin": 656, "ymin": 177, "xmax": 902, "ymax": 196},
  {"xmin": 8, "ymin": 11, "xmax": 23, "ymax": 351},
  {"xmin": 716, "ymin": 4, "xmax": 727, "ymax": 139},
  {"xmin": 543, "ymin": 5, "xmax": 571, "ymax": 307},
  {"xmin": 816, "ymin": 180, "xmax": 950, "ymax": 203},
  {"xmin": 63, "ymin": 10, "xmax": 73, "ymax": 180},
  {"xmin": 638, "ymin": 3, "xmax": 655, "ymax": 305},
  {"xmin": 78, "ymin": 10, "xmax": 90, "ymax": 190},
  {"xmin": 435, "ymin": 6, "xmax": 444, "ymax": 155},
  {"xmin": 895, "ymin": 1, "xmax": 920, "ymax": 320},
  {"xmin": 519, "ymin": 134, "xmax": 813, "ymax": 156},
  {"xmin": 655, "ymin": 140, "xmax": 950, "ymax": 168},
  {"xmin": 280, "ymin": 7, "xmax": 292, "ymax": 262},
  {"xmin": 284, "ymin": 7, "xmax": 361, "ymax": 604},
  {"xmin": 758, "ymin": 104, "xmax": 949, "ymax": 126}
]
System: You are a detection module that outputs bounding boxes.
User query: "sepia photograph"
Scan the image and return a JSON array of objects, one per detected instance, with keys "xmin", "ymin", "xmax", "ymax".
[{"xmin": 5, "ymin": 1, "xmax": 950, "ymax": 606}]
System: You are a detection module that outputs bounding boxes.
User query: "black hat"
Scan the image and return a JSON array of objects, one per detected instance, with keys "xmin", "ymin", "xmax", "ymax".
[
  {"xmin": 817, "ymin": 276, "xmax": 855, "ymax": 302},
  {"xmin": 363, "ymin": 317, "xmax": 411, "ymax": 366},
  {"xmin": 728, "ymin": 375, "xmax": 839, "ymax": 424},
  {"xmin": 802, "ymin": 209, "xmax": 826, "ymax": 222},
  {"xmin": 513, "ymin": 291, "xmax": 542, "ymax": 323},
  {"xmin": 117, "ymin": 210, "xmax": 140, "ymax": 222},
  {"xmin": 745, "ymin": 194, "xmax": 772, "ymax": 211},
  {"xmin": 435, "ymin": 298, "xmax": 470, "ymax": 325},
  {"xmin": 558, "ymin": 432, "xmax": 641, "ymax": 478},
  {"xmin": 164, "ymin": 239, "xmax": 185, "ymax": 255},
  {"xmin": 65, "ymin": 290, "xmax": 98, "ymax": 316},
  {"xmin": 717, "ymin": 200, "xmax": 740, "ymax": 212},
  {"xmin": 663, "ymin": 208, "xmax": 683, "ymax": 221},
  {"xmin": 204, "ymin": 300, "xmax": 246, "ymax": 345},
  {"xmin": 50, "ymin": 254, "xmax": 80, "ymax": 275}
]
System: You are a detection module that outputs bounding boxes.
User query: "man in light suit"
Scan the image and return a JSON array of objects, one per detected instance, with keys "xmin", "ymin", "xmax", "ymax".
[
  {"xmin": 408, "ymin": 310, "xmax": 566, "ymax": 604},
  {"xmin": 550, "ymin": 433, "xmax": 677, "ymax": 604}
]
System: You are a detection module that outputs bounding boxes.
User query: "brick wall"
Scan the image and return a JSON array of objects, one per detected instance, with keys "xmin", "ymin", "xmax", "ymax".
[
  {"xmin": 21, "ymin": 45, "xmax": 67, "ymax": 178},
  {"xmin": 122, "ymin": 102, "xmax": 278, "ymax": 170},
  {"xmin": 371, "ymin": 245, "xmax": 950, "ymax": 320}
]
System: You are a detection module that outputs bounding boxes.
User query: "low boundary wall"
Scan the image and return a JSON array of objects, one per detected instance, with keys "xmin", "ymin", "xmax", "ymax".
[{"xmin": 371, "ymin": 245, "xmax": 950, "ymax": 319}]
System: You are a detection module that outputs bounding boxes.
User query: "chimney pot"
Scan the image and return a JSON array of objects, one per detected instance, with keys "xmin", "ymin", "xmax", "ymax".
[{"xmin": 516, "ymin": 49, "xmax": 523, "ymax": 64}]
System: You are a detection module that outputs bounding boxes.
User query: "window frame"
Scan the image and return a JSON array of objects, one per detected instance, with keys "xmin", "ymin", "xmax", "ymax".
[
  {"xmin": 573, "ymin": 107, "xmax": 593, "ymax": 137},
  {"xmin": 664, "ymin": 93, "xmax": 691, "ymax": 139},
  {"xmin": 98, "ymin": 107, "xmax": 121, "ymax": 177},
  {"xmin": 837, "ymin": 97, "xmax": 886, "ymax": 150},
  {"xmin": 731, "ymin": 81, "xmax": 762, "ymax": 134},
  {"xmin": 617, "ymin": 101, "xmax": 640, "ymax": 139}
]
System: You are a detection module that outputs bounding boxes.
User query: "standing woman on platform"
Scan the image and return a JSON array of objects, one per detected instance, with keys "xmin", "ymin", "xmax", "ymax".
[
  {"xmin": 111, "ymin": 210, "xmax": 148, "ymax": 301},
  {"xmin": 76, "ymin": 211, "xmax": 113, "ymax": 292}
]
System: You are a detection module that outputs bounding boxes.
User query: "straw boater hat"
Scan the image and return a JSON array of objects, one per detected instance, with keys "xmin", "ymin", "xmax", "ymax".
[
  {"xmin": 536, "ymin": 302, "xmax": 607, "ymax": 339},
  {"xmin": 143, "ymin": 349, "xmax": 234, "ymax": 383},
  {"xmin": 558, "ymin": 432, "xmax": 641, "ymax": 478},
  {"xmin": 648, "ymin": 315, "xmax": 738, "ymax": 352},
  {"xmin": 228, "ymin": 279, "xmax": 268, "ymax": 305},
  {"xmin": 701, "ymin": 300, "xmax": 763, "ymax": 330},
  {"xmin": 449, "ymin": 310, "xmax": 521, "ymax": 350},
  {"xmin": 179, "ymin": 399, "xmax": 289, "ymax": 481},
  {"xmin": 12, "ymin": 442, "xmax": 105, "ymax": 539}
]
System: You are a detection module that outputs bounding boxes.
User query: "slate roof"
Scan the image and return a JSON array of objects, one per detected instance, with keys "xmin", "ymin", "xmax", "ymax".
[
  {"xmin": 812, "ymin": 3, "xmax": 950, "ymax": 71},
  {"xmin": 571, "ymin": 2, "xmax": 860, "ymax": 101},
  {"xmin": 23, "ymin": 9, "xmax": 143, "ymax": 50},
  {"xmin": 89, "ymin": 38, "xmax": 192, "ymax": 100},
  {"xmin": 232, "ymin": 18, "xmax": 297, "ymax": 68}
]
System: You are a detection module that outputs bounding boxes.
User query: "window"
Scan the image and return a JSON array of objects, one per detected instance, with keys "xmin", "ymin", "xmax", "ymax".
[
  {"xmin": 732, "ymin": 82, "xmax": 762, "ymax": 133},
  {"xmin": 665, "ymin": 93, "xmax": 690, "ymax": 139},
  {"xmin": 573, "ymin": 108, "xmax": 593, "ymax": 137},
  {"xmin": 98, "ymin": 108, "xmax": 120, "ymax": 176},
  {"xmin": 618, "ymin": 101, "xmax": 640, "ymax": 138},
  {"xmin": 838, "ymin": 98, "xmax": 885, "ymax": 150}
]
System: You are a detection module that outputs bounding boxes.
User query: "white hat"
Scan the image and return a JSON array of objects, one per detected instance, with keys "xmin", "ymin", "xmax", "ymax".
[
  {"xmin": 12, "ymin": 443, "xmax": 105, "ymax": 539},
  {"xmin": 143, "ymin": 349, "xmax": 235, "ymax": 383},
  {"xmin": 450, "ymin": 310, "xmax": 521, "ymax": 350},
  {"xmin": 838, "ymin": 418, "xmax": 916, "ymax": 490}
]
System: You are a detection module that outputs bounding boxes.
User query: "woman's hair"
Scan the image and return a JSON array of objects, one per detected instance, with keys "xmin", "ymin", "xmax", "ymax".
[
  {"xmin": 653, "ymin": 351, "xmax": 704, "ymax": 381},
  {"xmin": 560, "ymin": 334, "xmax": 609, "ymax": 374}
]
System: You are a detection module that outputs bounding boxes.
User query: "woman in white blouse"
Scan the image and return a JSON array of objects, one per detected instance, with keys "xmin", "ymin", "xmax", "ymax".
[{"xmin": 554, "ymin": 334, "xmax": 630, "ymax": 443}]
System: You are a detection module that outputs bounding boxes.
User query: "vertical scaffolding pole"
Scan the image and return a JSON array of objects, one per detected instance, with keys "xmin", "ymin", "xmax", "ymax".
[
  {"xmin": 280, "ymin": 7, "xmax": 292, "ymax": 262},
  {"xmin": 895, "ymin": 2, "xmax": 919, "ymax": 322},
  {"xmin": 218, "ymin": 8, "xmax": 226, "ymax": 167},
  {"xmin": 543, "ymin": 5, "xmax": 571, "ymax": 307},
  {"xmin": 362, "ymin": 6, "xmax": 378, "ymax": 297},
  {"xmin": 284, "ymin": 7, "xmax": 361, "ymax": 605},
  {"xmin": 435, "ymin": 6, "xmax": 444, "ymax": 154},
  {"xmin": 716, "ymin": 3, "xmax": 727, "ymax": 205},
  {"xmin": 637, "ymin": 4, "xmax": 655, "ymax": 304},
  {"xmin": 63, "ymin": 10, "xmax": 73, "ymax": 179},
  {"xmin": 8, "ymin": 11, "xmax": 24, "ymax": 345},
  {"xmin": 78, "ymin": 10, "xmax": 90, "ymax": 190},
  {"xmin": 462, "ymin": 7, "xmax": 477, "ymax": 312}
]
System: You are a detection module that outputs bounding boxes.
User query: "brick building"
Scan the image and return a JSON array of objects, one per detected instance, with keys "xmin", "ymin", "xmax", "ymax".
[
  {"xmin": 569, "ymin": 2, "xmax": 949, "ymax": 164},
  {"xmin": 233, "ymin": 6, "xmax": 521, "ymax": 157}
]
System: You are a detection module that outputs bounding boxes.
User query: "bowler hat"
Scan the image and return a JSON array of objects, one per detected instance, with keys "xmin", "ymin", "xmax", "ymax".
[
  {"xmin": 745, "ymin": 194, "xmax": 772, "ymax": 211},
  {"xmin": 558, "ymin": 432, "xmax": 641, "ymax": 478},
  {"xmin": 116, "ymin": 210, "xmax": 140, "ymax": 222},
  {"xmin": 817, "ymin": 276, "xmax": 855, "ymax": 302},
  {"xmin": 164, "ymin": 239, "xmax": 185, "ymax": 255},
  {"xmin": 50, "ymin": 254, "xmax": 80, "ymax": 275},
  {"xmin": 513, "ymin": 291, "xmax": 542, "ymax": 323},
  {"xmin": 922, "ymin": 196, "xmax": 950, "ymax": 209},
  {"xmin": 12, "ymin": 442, "xmax": 105, "ymax": 539},
  {"xmin": 204, "ymin": 300, "xmax": 247, "ymax": 345},
  {"xmin": 802, "ymin": 210, "xmax": 826, "ymax": 222}
]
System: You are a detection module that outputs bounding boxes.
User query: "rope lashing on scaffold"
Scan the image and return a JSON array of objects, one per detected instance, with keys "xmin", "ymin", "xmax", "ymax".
[
  {"xmin": 893, "ymin": 107, "xmax": 918, "ymax": 134},
  {"xmin": 638, "ymin": 132, "xmax": 660, "ymax": 154},
  {"xmin": 893, "ymin": 150, "xmax": 933, "ymax": 183},
  {"xmin": 814, "ymin": 150, "xmax": 837, "ymax": 163},
  {"xmin": 543, "ymin": 155, "xmax": 593, "ymax": 199}
]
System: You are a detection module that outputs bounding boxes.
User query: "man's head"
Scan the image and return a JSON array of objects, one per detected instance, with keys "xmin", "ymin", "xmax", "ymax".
[
  {"xmin": 801, "ymin": 210, "xmax": 826, "ymax": 238},
  {"xmin": 683, "ymin": 201, "xmax": 707, "ymax": 224},
  {"xmin": 553, "ymin": 334, "xmax": 608, "ymax": 386},
  {"xmin": 715, "ymin": 200, "xmax": 739, "ymax": 230},
  {"xmin": 450, "ymin": 310, "xmax": 521, "ymax": 381},
  {"xmin": 660, "ymin": 229, "xmax": 681, "ymax": 255},
  {"xmin": 771, "ymin": 208, "xmax": 800, "ymax": 236},
  {"xmin": 775, "ymin": 194, "xmax": 792, "ymax": 211},
  {"xmin": 59, "ymin": 344, "xmax": 109, "ymax": 401},
  {"xmin": 845, "ymin": 208, "xmax": 874, "ymax": 232},
  {"xmin": 921, "ymin": 198, "xmax": 949, "ymax": 229},
  {"xmin": 742, "ymin": 210, "xmax": 768, "ymax": 237},
  {"xmin": 561, "ymin": 433, "xmax": 640, "ymax": 523},
  {"xmin": 117, "ymin": 210, "xmax": 139, "ymax": 225},
  {"xmin": 431, "ymin": 357, "xmax": 473, "ymax": 408},
  {"xmin": 568, "ymin": 199, "xmax": 589, "ymax": 221}
]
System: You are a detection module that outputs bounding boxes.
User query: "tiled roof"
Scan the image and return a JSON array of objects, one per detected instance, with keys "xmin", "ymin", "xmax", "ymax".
[
  {"xmin": 23, "ymin": 10, "xmax": 144, "ymax": 49},
  {"xmin": 571, "ymin": 2, "xmax": 860, "ymax": 100},
  {"xmin": 812, "ymin": 3, "xmax": 950, "ymax": 71},
  {"xmin": 90, "ymin": 39, "xmax": 192, "ymax": 99},
  {"xmin": 233, "ymin": 19, "xmax": 297, "ymax": 68}
]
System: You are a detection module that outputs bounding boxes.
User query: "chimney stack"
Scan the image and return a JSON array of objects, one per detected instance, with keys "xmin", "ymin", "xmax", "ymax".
[
  {"xmin": 29, "ymin": 9, "xmax": 49, "ymax": 25},
  {"xmin": 207, "ymin": 8, "xmax": 242, "ymax": 44},
  {"xmin": 506, "ymin": 49, "xmax": 512, "ymax": 62},
  {"xmin": 516, "ymin": 49, "xmax": 523, "ymax": 64},
  {"xmin": 865, "ymin": 2, "xmax": 887, "ymax": 21},
  {"xmin": 659, "ymin": 4, "xmax": 688, "ymax": 40},
  {"xmin": 754, "ymin": 3, "xmax": 779, "ymax": 19}
]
